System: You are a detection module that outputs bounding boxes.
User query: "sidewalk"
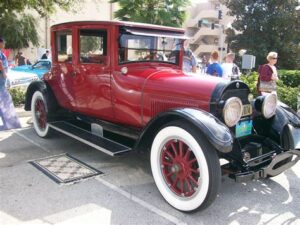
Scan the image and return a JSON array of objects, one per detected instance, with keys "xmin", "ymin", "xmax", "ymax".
[{"xmin": 15, "ymin": 105, "xmax": 32, "ymax": 128}]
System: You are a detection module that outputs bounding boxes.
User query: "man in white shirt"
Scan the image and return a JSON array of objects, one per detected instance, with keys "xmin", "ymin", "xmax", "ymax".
[{"xmin": 221, "ymin": 53, "xmax": 240, "ymax": 80}]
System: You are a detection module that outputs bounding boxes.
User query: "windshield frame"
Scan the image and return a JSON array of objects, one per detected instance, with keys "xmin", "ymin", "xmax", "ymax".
[{"xmin": 118, "ymin": 27, "xmax": 186, "ymax": 66}]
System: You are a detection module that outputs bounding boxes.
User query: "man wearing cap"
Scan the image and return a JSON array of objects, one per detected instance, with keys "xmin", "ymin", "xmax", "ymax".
[{"xmin": 0, "ymin": 37, "xmax": 21, "ymax": 130}]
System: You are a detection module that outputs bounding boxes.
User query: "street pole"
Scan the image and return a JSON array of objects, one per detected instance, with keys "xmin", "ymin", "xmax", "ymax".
[{"xmin": 219, "ymin": 25, "xmax": 224, "ymax": 63}]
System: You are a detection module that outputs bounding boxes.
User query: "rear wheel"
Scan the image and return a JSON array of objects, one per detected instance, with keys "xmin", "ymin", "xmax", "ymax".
[
  {"xmin": 31, "ymin": 91, "xmax": 51, "ymax": 137},
  {"xmin": 150, "ymin": 121, "xmax": 221, "ymax": 212}
]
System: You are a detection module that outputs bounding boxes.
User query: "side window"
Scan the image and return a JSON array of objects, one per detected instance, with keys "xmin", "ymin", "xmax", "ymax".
[
  {"xmin": 79, "ymin": 29, "xmax": 107, "ymax": 64},
  {"xmin": 56, "ymin": 30, "xmax": 72, "ymax": 63}
]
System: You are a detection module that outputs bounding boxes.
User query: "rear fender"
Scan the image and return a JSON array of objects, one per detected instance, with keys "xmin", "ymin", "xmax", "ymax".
[
  {"xmin": 24, "ymin": 80, "xmax": 58, "ymax": 113},
  {"xmin": 135, "ymin": 108, "xmax": 233, "ymax": 153}
]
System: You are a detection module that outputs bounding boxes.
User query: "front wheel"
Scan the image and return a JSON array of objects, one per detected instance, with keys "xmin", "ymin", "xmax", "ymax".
[
  {"xmin": 150, "ymin": 121, "xmax": 221, "ymax": 212},
  {"xmin": 31, "ymin": 91, "xmax": 51, "ymax": 137}
]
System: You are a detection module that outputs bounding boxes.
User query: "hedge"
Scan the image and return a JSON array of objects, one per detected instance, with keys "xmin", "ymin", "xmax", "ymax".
[
  {"xmin": 278, "ymin": 70, "xmax": 300, "ymax": 88},
  {"xmin": 241, "ymin": 71, "xmax": 300, "ymax": 111},
  {"xmin": 9, "ymin": 87, "xmax": 26, "ymax": 107}
]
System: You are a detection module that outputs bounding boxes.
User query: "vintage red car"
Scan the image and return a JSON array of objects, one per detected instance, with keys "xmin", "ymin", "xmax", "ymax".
[{"xmin": 25, "ymin": 21, "xmax": 300, "ymax": 212}]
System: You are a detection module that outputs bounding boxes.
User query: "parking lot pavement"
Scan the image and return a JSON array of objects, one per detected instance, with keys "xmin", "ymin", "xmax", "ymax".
[{"xmin": 1, "ymin": 126, "xmax": 300, "ymax": 225}]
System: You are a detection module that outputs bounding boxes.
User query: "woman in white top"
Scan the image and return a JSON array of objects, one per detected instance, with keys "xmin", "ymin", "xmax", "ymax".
[{"xmin": 221, "ymin": 53, "xmax": 240, "ymax": 80}]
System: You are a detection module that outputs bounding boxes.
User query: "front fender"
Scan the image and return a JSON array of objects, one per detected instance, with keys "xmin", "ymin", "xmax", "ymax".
[
  {"xmin": 253, "ymin": 102, "xmax": 300, "ymax": 149},
  {"xmin": 135, "ymin": 108, "xmax": 233, "ymax": 153}
]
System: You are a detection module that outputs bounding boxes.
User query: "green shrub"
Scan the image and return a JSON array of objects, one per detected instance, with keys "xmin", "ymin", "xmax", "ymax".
[
  {"xmin": 278, "ymin": 70, "xmax": 300, "ymax": 88},
  {"xmin": 9, "ymin": 87, "xmax": 26, "ymax": 106},
  {"xmin": 241, "ymin": 72, "xmax": 300, "ymax": 111}
]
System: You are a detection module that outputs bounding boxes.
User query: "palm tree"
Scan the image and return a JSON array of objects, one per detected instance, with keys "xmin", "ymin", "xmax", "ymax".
[{"xmin": 111, "ymin": 0, "xmax": 190, "ymax": 27}]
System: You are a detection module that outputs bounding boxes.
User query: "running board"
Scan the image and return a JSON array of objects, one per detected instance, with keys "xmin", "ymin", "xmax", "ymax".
[{"xmin": 48, "ymin": 121, "xmax": 132, "ymax": 156}]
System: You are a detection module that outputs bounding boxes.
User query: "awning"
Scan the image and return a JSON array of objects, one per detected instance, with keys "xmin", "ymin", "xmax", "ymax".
[{"xmin": 124, "ymin": 28, "xmax": 189, "ymax": 39}]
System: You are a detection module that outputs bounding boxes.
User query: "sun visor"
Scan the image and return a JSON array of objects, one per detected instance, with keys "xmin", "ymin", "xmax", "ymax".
[{"xmin": 124, "ymin": 28, "xmax": 189, "ymax": 39}]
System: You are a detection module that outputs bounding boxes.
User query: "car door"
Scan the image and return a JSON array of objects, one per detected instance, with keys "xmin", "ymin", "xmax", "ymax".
[
  {"xmin": 49, "ymin": 29, "xmax": 76, "ymax": 110},
  {"xmin": 72, "ymin": 26, "xmax": 113, "ymax": 120}
]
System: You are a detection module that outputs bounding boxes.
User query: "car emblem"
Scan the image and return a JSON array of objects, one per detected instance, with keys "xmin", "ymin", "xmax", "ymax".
[{"xmin": 236, "ymin": 82, "xmax": 240, "ymax": 88}]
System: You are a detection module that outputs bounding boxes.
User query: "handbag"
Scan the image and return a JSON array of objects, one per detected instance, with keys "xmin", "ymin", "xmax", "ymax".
[{"xmin": 259, "ymin": 80, "xmax": 277, "ymax": 92}]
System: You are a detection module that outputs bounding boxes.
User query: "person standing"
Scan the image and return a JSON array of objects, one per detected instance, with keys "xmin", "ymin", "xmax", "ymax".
[
  {"xmin": 16, "ymin": 52, "xmax": 26, "ymax": 66},
  {"xmin": 41, "ymin": 50, "xmax": 49, "ymax": 59},
  {"xmin": 221, "ymin": 53, "xmax": 240, "ymax": 80},
  {"xmin": 183, "ymin": 49, "xmax": 197, "ymax": 73},
  {"xmin": 206, "ymin": 50, "xmax": 223, "ymax": 77},
  {"xmin": 0, "ymin": 37, "xmax": 21, "ymax": 131},
  {"xmin": 257, "ymin": 52, "xmax": 279, "ymax": 95}
]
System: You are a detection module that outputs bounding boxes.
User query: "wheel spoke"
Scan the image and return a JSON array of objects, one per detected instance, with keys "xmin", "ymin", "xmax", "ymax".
[
  {"xmin": 170, "ymin": 142, "xmax": 178, "ymax": 157},
  {"xmin": 179, "ymin": 140, "xmax": 184, "ymax": 157},
  {"xmin": 188, "ymin": 175, "xmax": 199, "ymax": 186},
  {"xmin": 184, "ymin": 148, "xmax": 191, "ymax": 160},
  {"xmin": 165, "ymin": 150, "xmax": 175, "ymax": 160},
  {"xmin": 188, "ymin": 157, "xmax": 197, "ymax": 165},
  {"xmin": 179, "ymin": 178, "xmax": 184, "ymax": 194},
  {"xmin": 191, "ymin": 168, "xmax": 200, "ymax": 174},
  {"xmin": 171, "ymin": 177, "xmax": 179, "ymax": 189},
  {"xmin": 166, "ymin": 170, "xmax": 175, "ymax": 177},
  {"xmin": 162, "ymin": 161, "xmax": 172, "ymax": 166},
  {"xmin": 185, "ymin": 178, "xmax": 193, "ymax": 193}
]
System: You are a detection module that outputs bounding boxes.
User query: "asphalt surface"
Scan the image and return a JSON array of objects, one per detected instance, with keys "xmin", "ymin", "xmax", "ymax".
[{"xmin": 0, "ymin": 111, "xmax": 300, "ymax": 225}]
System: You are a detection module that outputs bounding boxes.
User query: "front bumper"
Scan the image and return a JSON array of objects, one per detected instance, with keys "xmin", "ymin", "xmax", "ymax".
[{"xmin": 234, "ymin": 150, "xmax": 300, "ymax": 182}]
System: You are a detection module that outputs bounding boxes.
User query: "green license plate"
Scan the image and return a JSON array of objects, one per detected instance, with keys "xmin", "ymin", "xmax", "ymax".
[{"xmin": 236, "ymin": 120, "xmax": 253, "ymax": 138}]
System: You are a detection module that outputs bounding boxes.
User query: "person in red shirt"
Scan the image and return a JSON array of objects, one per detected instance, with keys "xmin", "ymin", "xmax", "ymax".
[{"xmin": 257, "ymin": 52, "xmax": 279, "ymax": 95}]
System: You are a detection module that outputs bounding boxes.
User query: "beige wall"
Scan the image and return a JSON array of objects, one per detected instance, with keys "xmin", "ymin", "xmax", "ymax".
[{"xmin": 21, "ymin": 0, "xmax": 116, "ymax": 63}]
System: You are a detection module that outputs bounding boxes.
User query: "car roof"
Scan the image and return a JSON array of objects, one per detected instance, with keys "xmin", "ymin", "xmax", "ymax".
[{"xmin": 51, "ymin": 20, "xmax": 184, "ymax": 34}]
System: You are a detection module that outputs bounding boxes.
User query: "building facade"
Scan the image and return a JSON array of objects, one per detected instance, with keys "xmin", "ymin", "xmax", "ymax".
[
  {"xmin": 20, "ymin": 0, "xmax": 116, "ymax": 62},
  {"xmin": 185, "ymin": 0, "xmax": 233, "ymax": 62}
]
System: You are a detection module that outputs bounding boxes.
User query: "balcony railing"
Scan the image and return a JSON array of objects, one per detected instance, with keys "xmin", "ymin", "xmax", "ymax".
[
  {"xmin": 190, "ymin": 27, "xmax": 219, "ymax": 44},
  {"xmin": 187, "ymin": 9, "xmax": 218, "ymax": 28}
]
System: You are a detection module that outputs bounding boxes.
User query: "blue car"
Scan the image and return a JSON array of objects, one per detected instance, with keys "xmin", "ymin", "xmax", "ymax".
[{"xmin": 12, "ymin": 59, "xmax": 51, "ymax": 79}]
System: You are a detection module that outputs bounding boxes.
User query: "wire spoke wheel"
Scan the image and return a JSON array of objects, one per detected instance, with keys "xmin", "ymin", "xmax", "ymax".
[
  {"xmin": 35, "ymin": 99, "xmax": 47, "ymax": 130},
  {"xmin": 161, "ymin": 139, "xmax": 200, "ymax": 197},
  {"xmin": 151, "ymin": 122, "xmax": 221, "ymax": 212},
  {"xmin": 31, "ymin": 91, "xmax": 51, "ymax": 137}
]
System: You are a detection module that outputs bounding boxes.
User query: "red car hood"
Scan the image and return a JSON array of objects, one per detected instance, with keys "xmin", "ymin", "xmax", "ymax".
[{"xmin": 141, "ymin": 68, "xmax": 228, "ymax": 123}]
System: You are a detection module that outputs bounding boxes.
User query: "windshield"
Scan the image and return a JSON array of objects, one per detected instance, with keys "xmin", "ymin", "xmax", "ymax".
[
  {"xmin": 33, "ymin": 61, "xmax": 51, "ymax": 69},
  {"xmin": 118, "ymin": 32, "xmax": 182, "ymax": 65}
]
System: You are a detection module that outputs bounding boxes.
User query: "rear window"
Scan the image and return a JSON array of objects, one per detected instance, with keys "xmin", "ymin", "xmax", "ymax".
[{"xmin": 56, "ymin": 30, "xmax": 72, "ymax": 63}]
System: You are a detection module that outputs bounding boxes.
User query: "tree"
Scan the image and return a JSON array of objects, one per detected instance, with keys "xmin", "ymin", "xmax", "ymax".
[
  {"xmin": 222, "ymin": 0, "xmax": 300, "ymax": 69},
  {"xmin": 0, "ymin": 0, "xmax": 78, "ymax": 50},
  {"xmin": 0, "ymin": 12, "xmax": 39, "ymax": 49},
  {"xmin": 111, "ymin": 0, "xmax": 190, "ymax": 27}
]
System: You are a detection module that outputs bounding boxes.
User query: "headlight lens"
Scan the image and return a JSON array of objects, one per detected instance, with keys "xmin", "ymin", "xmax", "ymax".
[
  {"xmin": 223, "ymin": 97, "xmax": 243, "ymax": 127},
  {"xmin": 262, "ymin": 93, "xmax": 277, "ymax": 118}
]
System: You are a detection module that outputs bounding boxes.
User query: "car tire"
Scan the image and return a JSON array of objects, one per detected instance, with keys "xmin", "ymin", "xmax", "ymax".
[
  {"xmin": 31, "ymin": 91, "xmax": 51, "ymax": 137},
  {"xmin": 150, "ymin": 121, "xmax": 221, "ymax": 212}
]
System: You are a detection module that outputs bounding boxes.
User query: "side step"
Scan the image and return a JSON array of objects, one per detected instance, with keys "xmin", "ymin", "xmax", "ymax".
[{"xmin": 48, "ymin": 121, "xmax": 132, "ymax": 156}]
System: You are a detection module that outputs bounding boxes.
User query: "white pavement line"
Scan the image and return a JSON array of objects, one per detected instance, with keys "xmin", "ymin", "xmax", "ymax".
[
  {"xmin": 12, "ymin": 130, "xmax": 50, "ymax": 153},
  {"xmin": 95, "ymin": 177, "xmax": 187, "ymax": 225}
]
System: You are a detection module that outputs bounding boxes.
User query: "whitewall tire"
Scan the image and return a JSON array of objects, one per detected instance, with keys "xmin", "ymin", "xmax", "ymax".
[
  {"xmin": 151, "ymin": 122, "xmax": 221, "ymax": 211},
  {"xmin": 31, "ymin": 91, "xmax": 51, "ymax": 137}
]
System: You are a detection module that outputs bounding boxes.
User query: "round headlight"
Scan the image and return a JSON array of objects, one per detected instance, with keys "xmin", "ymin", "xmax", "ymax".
[
  {"xmin": 223, "ymin": 97, "xmax": 243, "ymax": 127},
  {"xmin": 262, "ymin": 93, "xmax": 277, "ymax": 119}
]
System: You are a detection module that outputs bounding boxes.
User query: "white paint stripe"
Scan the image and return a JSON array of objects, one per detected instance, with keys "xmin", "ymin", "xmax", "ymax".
[
  {"xmin": 13, "ymin": 129, "xmax": 50, "ymax": 153},
  {"xmin": 95, "ymin": 177, "xmax": 187, "ymax": 225}
]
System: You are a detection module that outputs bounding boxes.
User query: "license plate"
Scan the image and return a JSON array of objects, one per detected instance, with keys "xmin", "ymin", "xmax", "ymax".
[
  {"xmin": 242, "ymin": 104, "xmax": 252, "ymax": 117},
  {"xmin": 236, "ymin": 120, "xmax": 253, "ymax": 138}
]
